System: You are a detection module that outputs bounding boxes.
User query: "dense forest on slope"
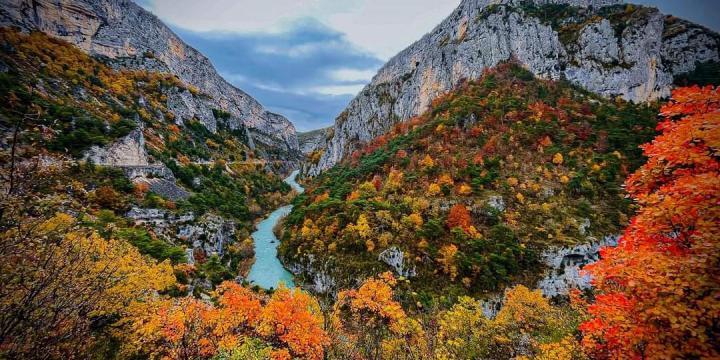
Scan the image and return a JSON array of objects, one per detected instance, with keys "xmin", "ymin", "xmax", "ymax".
[
  {"xmin": 282, "ymin": 63, "xmax": 659, "ymax": 299},
  {"xmin": 3, "ymin": 74, "xmax": 717, "ymax": 359},
  {"xmin": 0, "ymin": 29, "xmax": 291, "ymax": 292}
]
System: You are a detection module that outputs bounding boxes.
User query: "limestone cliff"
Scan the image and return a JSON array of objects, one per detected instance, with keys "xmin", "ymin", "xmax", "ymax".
[
  {"xmin": 308, "ymin": 0, "xmax": 719, "ymax": 174},
  {"xmin": 297, "ymin": 127, "xmax": 332, "ymax": 155},
  {"xmin": 0, "ymin": 0, "xmax": 301, "ymax": 160}
]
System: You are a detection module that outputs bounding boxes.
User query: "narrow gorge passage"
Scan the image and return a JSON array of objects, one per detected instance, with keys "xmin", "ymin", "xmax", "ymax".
[{"xmin": 247, "ymin": 170, "xmax": 303, "ymax": 289}]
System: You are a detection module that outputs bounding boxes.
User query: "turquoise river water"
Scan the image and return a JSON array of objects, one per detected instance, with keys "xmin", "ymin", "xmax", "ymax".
[{"xmin": 246, "ymin": 170, "xmax": 303, "ymax": 289}]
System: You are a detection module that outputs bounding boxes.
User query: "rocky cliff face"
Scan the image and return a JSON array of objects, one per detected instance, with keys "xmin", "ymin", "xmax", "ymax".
[
  {"xmin": 0, "ymin": 0, "xmax": 300, "ymax": 159},
  {"xmin": 537, "ymin": 235, "xmax": 619, "ymax": 297},
  {"xmin": 297, "ymin": 127, "xmax": 332, "ymax": 155},
  {"xmin": 297, "ymin": 127, "xmax": 332, "ymax": 175},
  {"xmin": 308, "ymin": 0, "xmax": 719, "ymax": 174}
]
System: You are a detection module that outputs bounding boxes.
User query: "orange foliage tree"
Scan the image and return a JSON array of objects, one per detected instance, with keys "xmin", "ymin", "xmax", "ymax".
[
  {"xmin": 447, "ymin": 204, "xmax": 473, "ymax": 232},
  {"xmin": 579, "ymin": 86, "xmax": 720, "ymax": 358},
  {"xmin": 123, "ymin": 282, "xmax": 328, "ymax": 360},
  {"xmin": 257, "ymin": 287, "xmax": 328, "ymax": 359}
]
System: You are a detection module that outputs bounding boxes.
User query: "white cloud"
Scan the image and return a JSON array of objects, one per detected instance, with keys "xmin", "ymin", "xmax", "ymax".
[
  {"xmin": 328, "ymin": 68, "xmax": 377, "ymax": 82},
  {"xmin": 311, "ymin": 84, "xmax": 365, "ymax": 96},
  {"xmin": 224, "ymin": 71, "xmax": 363, "ymax": 96},
  {"xmin": 139, "ymin": 0, "xmax": 460, "ymax": 59},
  {"xmin": 321, "ymin": 0, "xmax": 461, "ymax": 59},
  {"xmin": 141, "ymin": 0, "xmax": 327, "ymax": 34},
  {"xmin": 255, "ymin": 40, "xmax": 345, "ymax": 58},
  {"xmin": 220, "ymin": 72, "xmax": 248, "ymax": 83}
]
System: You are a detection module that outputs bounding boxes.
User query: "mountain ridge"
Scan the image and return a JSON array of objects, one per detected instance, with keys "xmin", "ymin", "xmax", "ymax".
[
  {"xmin": 0, "ymin": 0, "xmax": 301, "ymax": 162},
  {"xmin": 307, "ymin": 0, "xmax": 719, "ymax": 175}
]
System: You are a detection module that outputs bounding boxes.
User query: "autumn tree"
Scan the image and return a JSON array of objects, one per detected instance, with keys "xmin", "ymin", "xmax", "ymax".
[
  {"xmin": 0, "ymin": 211, "xmax": 175, "ymax": 358},
  {"xmin": 122, "ymin": 297, "xmax": 216, "ymax": 359},
  {"xmin": 384, "ymin": 169, "xmax": 404, "ymax": 192},
  {"xmin": 579, "ymin": 85, "xmax": 720, "ymax": 359},
  {"xmin": 438, "ymin": 244, "xmax": 459, "ymax": 280},
  {"xmin": 434, "ymin": 296, "xmax": 493, "ymax": 359},
  {"xmin": 355, "ymin": 214, "xmax": 372, "ymax": 239},
  {"xmin": 428, "ymin": 182, "xmax": 441, "ymax": 196},
  {"xmin": 331, "ymin": 272, "xmax": 427, "ymax": 359},
  {"xmin": 435, "ymin": 285, "xmax": 580, "ymax": 360},
  {"xmin": 257, "ymin": 286, "xmax": 329, "ymax": 360},
  {"xmin": 447, "ymin": 204, "xmax": 472, "ymax": 232},
  {"xmin": 213, "ymin": 339, "xmax": 274, "ymax": 360},
  {"xmin": 121, "ymin": 283, "xmax": 328, "ymax": 360},
  {"xmin": 419, "ymin": 154, "xmax": 435, "ymax": 169},
  {"xmin": 358, "ymin": 181, "xmax": 378, "ymax": 198},
  {"xmin": 492, "ymin": 286, "xmax": 576, "ymax": 358},
  {"xmin": 94, "ymin": 185, "xmax": 126, "ymax": 210}
]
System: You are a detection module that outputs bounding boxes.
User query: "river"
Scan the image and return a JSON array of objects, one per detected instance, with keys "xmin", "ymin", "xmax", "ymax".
[{"xmin": 246, "ymin": 170, "xmax": 303, "ymax": 289}]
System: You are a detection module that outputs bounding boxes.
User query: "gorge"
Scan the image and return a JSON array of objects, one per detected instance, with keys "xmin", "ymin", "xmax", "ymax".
[
  {"xmin": 0, "ymin": 0, "xmax": 718, "ymax": 359},
  {"xmin": 247, "ymin": 170, "xmax": 303, "ymax": 289}
]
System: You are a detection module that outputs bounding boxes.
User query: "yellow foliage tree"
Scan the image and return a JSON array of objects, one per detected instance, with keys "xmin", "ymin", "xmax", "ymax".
[
  {"xmin": 0, "ymin": 213, "xmax": 175, "ymax": 358},
  {"xmin": 366, "ymin": 239, "xmax": 376, "ymax": 253},
  {"xmin": 438, "ymin": 173, "xmax": 454, "ymax": 186},
  {"xmin": 438, "ymin": 244, "xmax": 459, "ymax": 281},
  {"xmin": 300, "ymin": 218, "xmax": 321, "ymax": 240},
  {"xmin": 401, "ymin": 213, "xmax": 424, "ymax": 230},
  {"xmin": 331, "ymin": 273, "xmax": 426, "ymax": 359},
  {"xmin": 435, "ymin": 286, "xmax": 580, "ymax": 360},
  {"xmin": 358, "ymin": 181, "xmax": 378, "ymax": 198},
  {"xmin": 355, "ymin": 214, "xmax": 372, "ymax": 239},
  {"xmin": 434, "ymin": 297, "xmax": 493, "ymax": 360},
  {"xmin": 428, "ymin": 183, "xmax": 441, "ymax": 196},
  {"xmin": 420, "ymin": 154, "xmax": 435, "ymax": 169},
  {"xmin": 384, "ymin": 169, "xmax": 404, "ymax": 192},
  {"xmin": 457, "ymin": 183, "xmax": 472, "ymax": 195}
]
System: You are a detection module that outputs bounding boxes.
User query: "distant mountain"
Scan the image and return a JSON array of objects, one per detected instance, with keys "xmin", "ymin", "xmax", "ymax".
[
  {"xmin": 0, "ymin": 0, "xmax": 300, "ymax": 161},
  {"xmin": 298, "ymin": 127, "xmax": 333, "ymax": 155},
  {"xmin": 308, "ymin": 0, "xmax": 719, "ymax": 175}
]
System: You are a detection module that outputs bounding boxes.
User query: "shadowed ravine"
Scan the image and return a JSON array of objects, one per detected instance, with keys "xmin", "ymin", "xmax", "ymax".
[{"xmin": 247, "ymin": 170, "xmax": 303, "ymax": 289}]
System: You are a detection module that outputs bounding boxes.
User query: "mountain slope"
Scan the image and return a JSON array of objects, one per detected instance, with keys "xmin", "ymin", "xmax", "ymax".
[
  {"xmin": 0, "ymin": 28, "xmax": 293, "ymax": 294},
  {"xmin": 309, "ymin": 0, "xmax": 719, "ymax": 174},
  {"xmin": 281, "ymin": 62, "xmax": 658, "ymax": 297},
  {"xmin": 0, "ymin": 0, "xmax": 300, "ymax": 160}
]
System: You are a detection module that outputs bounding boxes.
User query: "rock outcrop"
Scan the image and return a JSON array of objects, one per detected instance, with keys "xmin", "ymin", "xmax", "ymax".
[
  {"xmin": 297, "ymin": 127, "xmax": 332, "ymax": 154},
  {"xmin": 537, "ymin": 235, "xmax": 619, "ymax": 297},
  {"xmin": 308, "ymin": 0, "xmax": 719, "ymax": 174},
  {"xmin": 0, "ymin": 0, "xmax": 300, "ymax": 158},
  {"xmin": 85, "ymin": 127, "xmax": 148, "ymax": 166},
  {"xmin": 478, "ymin": 235, "xmax": 619, "ymax": 318},
  {"xmin": 378, "ymin": 247, "xmax": 417, "ymax": 278},
  {"xmin": 127, "ymin": 207, "xmax": 237, "ymax": 262},
  {"xmin": 85, "ymin": 125, "xmax": 191, "ymax": 200},
  {"xmin": 179, "ymin": 214, "xmax": 236, "ymax": 258},
  {"xmin": 285, "ymin": 255, "xmax": 338, "ymax": 294}
]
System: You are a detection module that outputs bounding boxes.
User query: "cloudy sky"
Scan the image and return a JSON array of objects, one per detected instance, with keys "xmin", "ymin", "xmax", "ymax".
[{"xmin": 136, "ymin": 0, "xmax": 719, "ymax": 131}]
